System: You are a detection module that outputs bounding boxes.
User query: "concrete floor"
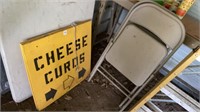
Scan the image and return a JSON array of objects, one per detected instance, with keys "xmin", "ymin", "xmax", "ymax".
[
  {"xmin": 1, "ymin": 78, "xmax": 124, "ymax": 111},
  {"xmin": 0, "ymin": 42, "xmax": 187, "ymax": 111}
]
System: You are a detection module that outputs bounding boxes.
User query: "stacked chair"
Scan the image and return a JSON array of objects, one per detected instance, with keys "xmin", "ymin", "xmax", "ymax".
[{"xmin": 88, "ymin": 1, "xmax": 185, "ymax": 111}]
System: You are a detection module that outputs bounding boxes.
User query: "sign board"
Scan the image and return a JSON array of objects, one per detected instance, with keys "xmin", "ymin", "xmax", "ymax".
[
  {"xmin": 20, "ymin": 21, "xmax": 91, "ymax": 110},
  {"xmin": 1, "ymin": 0, "xmax": 94, "ymax": 103}
]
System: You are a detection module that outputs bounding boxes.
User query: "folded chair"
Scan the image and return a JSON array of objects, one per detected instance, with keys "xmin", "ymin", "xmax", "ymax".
[{"xmin": 88, "ymin": 1, "xmax": 185, "ymax": 111}]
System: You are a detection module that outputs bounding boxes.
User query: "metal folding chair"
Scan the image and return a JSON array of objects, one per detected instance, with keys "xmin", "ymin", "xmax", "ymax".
[{"xmin": 88, "ymin": 1, "xmax": 185, "ymax": 111}]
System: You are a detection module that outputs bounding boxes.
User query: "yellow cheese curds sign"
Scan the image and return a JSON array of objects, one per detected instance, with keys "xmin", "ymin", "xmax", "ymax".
[{"xmin": 20, "ymin": 21, "xmax": 91, "ymax": 110}]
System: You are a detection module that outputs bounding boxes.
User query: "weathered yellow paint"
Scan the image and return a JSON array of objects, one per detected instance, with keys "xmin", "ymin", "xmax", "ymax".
[
  {"xmin": 130, "ymin": 47, "xmax": 200, "ymax": 112},
  {"xmin": 20, "ymin": 21, "xmax": 91, "ymax": 110}
]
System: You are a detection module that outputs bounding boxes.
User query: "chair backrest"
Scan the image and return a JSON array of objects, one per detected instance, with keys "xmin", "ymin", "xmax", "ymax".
[
  {"xmin": 114, "ymin": 2, "xmax": 185, "ymax": 49},
  {"xmin": 105, "ymin": 1, "xmax": 185, "ymax": 86}
]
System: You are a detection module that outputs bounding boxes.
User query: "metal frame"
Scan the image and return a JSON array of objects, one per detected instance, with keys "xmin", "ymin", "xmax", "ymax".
[
  {"xmin": 150, "ymin": 99, "xmax": 175, "ymax": 103},
  {"xmin": 92, "ymin": 0, "xmax": 123, "ymax": 45},
  {"xmin": 130, "ymin": 47, "xmax": 200, "ymax": 112},
  {"xmin": 119, "ymin": 75, "xmax": 154, "ymax": 112},
  {"xmin": 91, "ymin": 0, "xmax": 199, "ymax": 111},
  {"xmin": 112, "ymin": 0, "xmax": 135, "ymax": 10},
  {"xmin": 92, "ymin": 0, "xmax": 107, "ymax": 45},
  {"xmin": 93, "ymin": 0, "xmax": 138, "ymax": 45},
  {"xmin": 138, "ymin": 105, "xmax": 153, "ymax": 112},
  {"xmin": 161, "ymin": 82, "xmax": 200, "ymax": 111},
  {"xmin": 107, "ymin": 4, "xmax": 123, "ymax": 42},
  {"xmin": 170, "ymin": 56, "xmax": 199, "ymax": 75},
  {"xmin": 146, "ymin": 101, "xmax": 163, "ymax": 112},
  {"xmin": 89, "ymin": 1, "xmax": 186, "ymax": 111},
  {"xmin": 88, "ymin": 2, "xmax": 184, "ymax": 111},
  {"xmin": 160, "ymin": 67, "xmax": 200, "ymax": 101}
]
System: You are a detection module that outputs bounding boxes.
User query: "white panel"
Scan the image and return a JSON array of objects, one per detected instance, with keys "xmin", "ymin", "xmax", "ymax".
[{"xmin": 0, "ymin": 0, "xmax": 95, "ymax": 102}]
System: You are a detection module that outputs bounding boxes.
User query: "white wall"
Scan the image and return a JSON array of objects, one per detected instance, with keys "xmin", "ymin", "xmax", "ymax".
[{"xmin": 0, "ymin": 0, "xmax": 95, "ymax": 102}]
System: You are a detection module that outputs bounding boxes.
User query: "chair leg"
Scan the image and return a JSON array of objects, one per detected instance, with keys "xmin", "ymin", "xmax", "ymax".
[
  {"xmin": 88, "ymin": 41, "xmax": 113, "ymax": 82},
  {"xmin": 119, "ymin": 86, "xmax": 138, "ymax": 108},
  {"xmin": 97, "ymin": 69, "xmax": 131, "ymax": 99},
  {"xmin": 119, "ymin": 75, "xmax": 154, "ymax": 112},
  {"xmin": 100, "ymin": 66, "xmax": 131, "ymax": 93}
]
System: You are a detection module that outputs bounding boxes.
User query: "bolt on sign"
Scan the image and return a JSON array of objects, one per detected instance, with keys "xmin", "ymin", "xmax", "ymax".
[{"xmin": 20, "ymin": 20, "xmax": 91, "ymax": 110}]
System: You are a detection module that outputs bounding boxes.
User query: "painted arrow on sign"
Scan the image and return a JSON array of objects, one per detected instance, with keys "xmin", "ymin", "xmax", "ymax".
[
  {"xmin": 78, "ymin": 68, "xmax": 86, "ymax": 79},
  {"xmin": 63, "ymin": 75, "xmax": 74, "ymax": 90},
  {"xmin": 45, "ymin": 88, "xmax": 57, "ymax": 101}
]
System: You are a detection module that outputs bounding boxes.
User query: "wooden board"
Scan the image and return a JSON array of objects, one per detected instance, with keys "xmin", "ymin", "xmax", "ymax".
[{"xmin": 20, "ymin": 21, "xmax": 91, "ymax": 110}]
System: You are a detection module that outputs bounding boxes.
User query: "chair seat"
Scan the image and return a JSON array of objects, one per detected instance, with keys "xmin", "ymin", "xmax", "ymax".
[{"xmin": 106, "ymin": 24, "xmax": 168, "ymax": 86}]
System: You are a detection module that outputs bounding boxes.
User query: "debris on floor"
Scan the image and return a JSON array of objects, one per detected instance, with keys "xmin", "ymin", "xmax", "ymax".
[{"xmin": 0, "ymin": 42, "xmax": 186, "ymax": 111}]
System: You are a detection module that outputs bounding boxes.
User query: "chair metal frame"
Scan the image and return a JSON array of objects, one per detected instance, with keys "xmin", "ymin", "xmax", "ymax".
[{"xmin": 88, "ymin": 1, "xmax": 185, "ymax": 111}]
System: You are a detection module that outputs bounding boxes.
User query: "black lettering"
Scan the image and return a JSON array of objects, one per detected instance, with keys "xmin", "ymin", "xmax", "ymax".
[
  {"xmin": 82, "ymin": 35, "xmax": 87, "ymax": 47},
  {"xmin": 57, "ymin": 46, "xmax": 64, "ymax": 60},
  {"xmin": 55, "ymin": 65, "xmax": 62, "ymax": 78},
  {"xmin": 64, "ymin": 61, "xmax": 70, "ymax": 73},
  {"xmin": 34, "ymin": 56, "xmax": 44, "ymax": 71},
  {"xmin": 75, "ymin": 39, "xmax": 81, "ymax": 50},
  {"xmin": 66, "ymin": 42, "xmax": 73, "ymax": 55},
  {"xmin": 72, "ymin": 57, "xmax": 78, "ymax": 68},
  {"xmin": 45, "ymin": 71, "xmax": 53, "ymax": 84},
  {"xmin": 46, "ymin": 51, "xmax": 55, "ymax": 65},
  {"xmin": 80, "ymin": 53, "xmax": 85, "ymax": 64}
]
